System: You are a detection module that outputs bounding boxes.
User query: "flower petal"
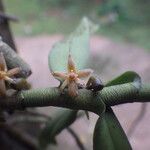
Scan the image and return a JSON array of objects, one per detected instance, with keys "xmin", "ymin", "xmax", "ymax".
[
  {"xmin": 7, "ymin": 67, "xmax": 20, "ymax": 77},
  {"xmin": 4, "ymin": 76, "xmax": 16, "ymax": 84},
  {"xmin": 68, "ymin": 54, "xmax": 76, "ymax": 73},
  {"xmin": 52, "ymin": 72, "xmax": 67, "ymax": 80},
  {"xmin": 68, "ymin": 81, "xmax": 78, "ymax": 97},
  {"xmin": 78, "ymin": 69, "xmax": 93, "ymax": 78},
  {"xmin": 0, "ymin": 52, "xmax": 7, "ymax": 72},
  {"xmin": 60, "ymin": 79, "xmax": 68, "ymax": 90}
]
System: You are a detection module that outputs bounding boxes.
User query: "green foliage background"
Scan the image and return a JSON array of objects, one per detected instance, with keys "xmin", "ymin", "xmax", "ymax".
[{"xmin": 4, "ymin": 0, "xmax": 150, "ymax": 49}]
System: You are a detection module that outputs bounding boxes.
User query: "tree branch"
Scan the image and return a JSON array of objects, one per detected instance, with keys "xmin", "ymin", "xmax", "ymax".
[{"xmin": 0, "ymin": 83, "xmax": 150, "ymax": 115}]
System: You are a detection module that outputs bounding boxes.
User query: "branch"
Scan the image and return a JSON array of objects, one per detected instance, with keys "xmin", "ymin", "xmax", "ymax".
[
  {"xmin": 0, "ymin": 83, "xmax": 150, "ymax": 115},
  {"xmin": 0, "ymin": 12, "xmax": 19, "ymax": 22}
]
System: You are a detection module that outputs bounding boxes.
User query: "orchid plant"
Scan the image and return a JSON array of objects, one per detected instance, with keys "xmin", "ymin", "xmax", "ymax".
[{"xmin": 0, "ymin": 18, "xmax": 150, "ymax": 150}]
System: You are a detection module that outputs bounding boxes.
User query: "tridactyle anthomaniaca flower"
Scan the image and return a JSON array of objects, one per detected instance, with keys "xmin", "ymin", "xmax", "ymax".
[
  {"xmin": 0, "ymin": 52, "xmax": 20, "ymax": 97},
  {"xmin": 52, "ymin": 53, "xmax": 93, "ymax": 97}
]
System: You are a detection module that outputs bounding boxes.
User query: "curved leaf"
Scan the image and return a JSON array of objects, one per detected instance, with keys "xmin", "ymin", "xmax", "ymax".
[
  {"xmin": 0, "ymin": 39, "xmax": 31, "ymax": 78},
  {"xmin": 106, "ymin": 71, "xmax": 141, "ymax": 89},
  {"xmin": 93, "ymin": 107, "xmax": 132, "ymax": 150},
  {"xmin": 38, "ymin": 109, "xmax": 77, "ymax": 149},
  {"xmin": 45, "ymin": 18, "xmax": 98, "ymax": 149},
  {"xmin": 48, "ymin": 17, "xmax": 98, "ymax": 72}
]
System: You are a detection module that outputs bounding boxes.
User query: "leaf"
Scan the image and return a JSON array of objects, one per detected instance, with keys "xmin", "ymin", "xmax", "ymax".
[
  {"xmin": 44, "ymin": 18, "xmax": 98, "ymax": 149},
  {"xmin": 48, "ymin": 17, "xmax": 98, "ymax": 72},
  {"xmin": 38, "ymin": 109, "xmax": 77, "ymax": 149},
  {"xmin": 93, "ymin": 107, "xmax": 132, "ymax": 150},
  {"xmin": 0, "ymin": 39, "xmax": 31, "ymax": 78},
  {"xmin": 106, "ymin": 71, "xmax": 141, "ymax": 89}
]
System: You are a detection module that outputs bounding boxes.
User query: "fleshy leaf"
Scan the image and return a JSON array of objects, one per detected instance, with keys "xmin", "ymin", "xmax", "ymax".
[
  {"xmin": 38, "ymin": 109, "xmax": 77, "ymax": 149},
  {"xmin": 106, "ymin": 71, "xmax": 141, "ymax": 89},
  {"xmin": 93, "ymin": 107, "xmax": 132, "ymax": 150},
  {"xmin": 0, "ymin": 39, "xmax": 31, "ymax": 78},
  {"xmin": 48, "ymin": 17, "xmax": 98, "ymax": 72}
]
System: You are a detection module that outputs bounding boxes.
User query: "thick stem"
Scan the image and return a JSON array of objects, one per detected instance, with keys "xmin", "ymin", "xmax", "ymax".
[
  {"xmin": 136, "ymin": 84, "xmax": 150, "ymax": 102},
  {"xmin": 0, "ymin": 83, "xmax": 150, "ymax": 115}
]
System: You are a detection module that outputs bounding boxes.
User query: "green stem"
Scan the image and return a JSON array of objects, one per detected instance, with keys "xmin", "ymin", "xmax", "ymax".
[{"xmin": 0, "ymin": 83, "xmax": 150, "ymax": 115}]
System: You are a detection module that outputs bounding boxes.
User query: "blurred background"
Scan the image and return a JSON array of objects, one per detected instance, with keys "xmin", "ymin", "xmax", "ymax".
[{"xmin": 1, "ymin": 0, "xmax": 150, "ymax": 149}]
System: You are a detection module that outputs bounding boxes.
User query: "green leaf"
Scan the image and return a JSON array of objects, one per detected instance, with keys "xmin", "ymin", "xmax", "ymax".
[
  {"xmin": 44, "ymin": 18, "xmax": 98, "ymax": 149},
  {"xmin": 0, "ymin": 39, "xmax": 31, "ymax": 78},
  {"xmin": 106, "ymin": 71, "xmax": 141, "ymax": 89},
  {"xmin": 93, "ymin": 107, "xmax": 132, "ymax": 150},
  {"xmin": 38, "ymin": 109, "xmax": 77, "ymax": 149},
  {"xmin": 48, "ymin": 17, "xmax": 98, "ymax": 72}
]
